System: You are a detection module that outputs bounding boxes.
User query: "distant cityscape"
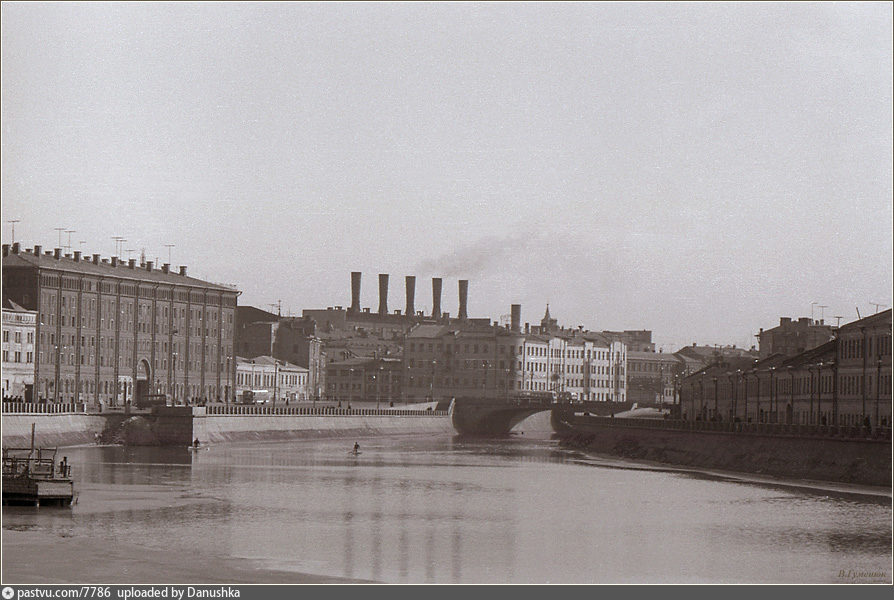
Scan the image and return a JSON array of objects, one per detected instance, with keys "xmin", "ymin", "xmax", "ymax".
[{"xmin": 2, "ymin": 240, "xmax": 891, "ymax": 428}]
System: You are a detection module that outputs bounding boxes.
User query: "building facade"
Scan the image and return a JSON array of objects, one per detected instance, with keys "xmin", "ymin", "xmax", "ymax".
[
  {"xmin": 235, "ymin": 306, "xmax": 324, "ymax": 399},
  {"xmin": 757, "ymin": 316, "xmax": 835, "ymax": 359},
  {"xmin": 679, "ymin": 310, "xmax": 891, "ymax": 427},
  {"xmin": 2, "ymin": 243, "xmax": 239, "ymax": 407},
  {"xmin": 235, "ymin": 355, "xmax": 308, "ymax": 404},
  {"xmin": 401, "ymin": 307, "xmax": 628, "ymax": 404},
  {"xmin": 626, "ymin": 351, "xmax": 682, "ymax": 406},
  {"xmin": 2, "ymin": 299, "xmax": 37, "ymax": 401},
  {"xmin": 325, "ymin": 357, "xmax": 402, "ymax": 405}
]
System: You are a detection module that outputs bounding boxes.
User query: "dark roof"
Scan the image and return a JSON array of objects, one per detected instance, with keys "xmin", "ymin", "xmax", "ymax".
[
  {"xmin": 838, "ymin": 308, "xmax": 892, "ymax": 332},
  {"xmin": 2, "ymin": 250, "xmax": 239, "ymax": 293},
  {"xmin": 2, "ymin": 298, "xmax": 31, "ymax": 312}
]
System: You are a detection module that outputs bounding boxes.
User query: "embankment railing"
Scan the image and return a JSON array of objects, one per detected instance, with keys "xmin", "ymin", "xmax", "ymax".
[
  {"xmin": 563, "ymin": 414, "xmax": 892, "ymax": 441},
  {"xmin": 2, "ymin": 402, "xmax": 87, "ymax": 415},
  {"xmin": 204, "ymin": 405, "xmax": 449, "ymax": 417}
]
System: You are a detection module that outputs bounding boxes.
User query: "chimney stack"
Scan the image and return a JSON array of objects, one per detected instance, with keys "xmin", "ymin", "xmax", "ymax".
[
  {"xmin": 162, "ymin": 263, "xmax": 170, "ymax": 274},
  {"xmin": 111, "ymin": 256, "xmax": 118, "ymax": 267},
  {"xmin": 405, "ymin": 276, "xmax": 416, "ymax": 317},
  {"xmin": 179, "ymin": 266, "xmax": 187, "ymax": 276},
  {"xmin": 511, "ymin": 304, "xmax": 521, "ymax": 332},
  {"xmin": 1, "ymin": 244, "xmax": 8, "ymax": 256},
  {"xmin": 54, "ymin": 248, "xmax": 61, "ymax": 260},
  {"xmin": 92, "ymin": 253, "xmax": 100, "ymax": 264},
  {"xmin": 458, "ymin": 280, "xmax": 469, "ymax": 320},
  {"xmin": 146, "ymin": 261, "xmax": 153, "ymax": 271},
  {"xmin": 349, "ymin": 272, "xmax": 361, "ymax": 313},
  {"xmin": 128, "ymin": 259, "xmax": 136, "ymax": 269},
  {"xmin": 378, "ymin": 273, "xmax": 389, "ymax": 315},
  {"xmin": 34, "ymin": 245, "xmax": 42, "ymax": 255},
  {"xmin": 12, "ymin": 242, "xmax": 20, "ymax": 254},
  {"xmin": 74, "ymin": 251, "xmax": 82, "ymax": 262},
  {"xmin": 432, "ymin": 278, "xmax": 442, "ymax": 318},
  {"xmin": 525, "ymin": 322, "xmax": 530, "ymax": 334}
]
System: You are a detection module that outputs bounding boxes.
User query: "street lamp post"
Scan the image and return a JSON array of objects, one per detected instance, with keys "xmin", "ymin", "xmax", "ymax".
[
  {"xmin": 875, "ymin": 355, "xmax": 882, "ymax": 430},
  {"xmin": 768, "ymin": 367, "xmax": 776, "ymax": 424}
]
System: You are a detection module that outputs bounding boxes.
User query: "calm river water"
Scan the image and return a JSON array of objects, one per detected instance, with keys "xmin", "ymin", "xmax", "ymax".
[{"xmin": 2, "ymin": 430, "xmax": 891, "ymax": 584}]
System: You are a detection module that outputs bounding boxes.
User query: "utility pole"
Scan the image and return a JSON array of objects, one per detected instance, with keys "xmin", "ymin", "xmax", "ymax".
[
  {"xmin": 164, "ymin": 244, "xmax": 175, "ymax": 265},
  {"xmin": 55, "ymin": 228, "xmax": 67, "ymax": 248},
  {"xmin": 64, "ymin": 230, "xmax": 76, "ymax": 253},
  {"xmin": 869, "ymin": 302, "xmax": 887, "ymax": 314},
  {"xmin": 834, "ymin": 316, "xmax": 843, "ymax": 328}
]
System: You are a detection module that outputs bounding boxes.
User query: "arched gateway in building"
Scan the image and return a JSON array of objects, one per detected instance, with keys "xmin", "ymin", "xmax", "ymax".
[{"xmin": 135, "ymin": 359, "xmax": 151, "ymax": 408}]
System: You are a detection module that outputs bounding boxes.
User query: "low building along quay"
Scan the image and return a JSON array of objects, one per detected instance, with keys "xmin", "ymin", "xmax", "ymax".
[{"xmin": 679, "ymin": 309, "xmax": 892, "ymax": 429}]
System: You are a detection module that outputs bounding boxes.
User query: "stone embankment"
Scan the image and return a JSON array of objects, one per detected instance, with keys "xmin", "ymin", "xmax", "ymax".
[
  {"xmin": 2, "ymin": 404, "xmax": 453, "ymax": 447},
  {"xmin": 554, "ymin": 415, "xmax": 892, "ymax": 487}
]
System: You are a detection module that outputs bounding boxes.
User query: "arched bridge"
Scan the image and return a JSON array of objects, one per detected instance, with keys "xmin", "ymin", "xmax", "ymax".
[
  {"xmin": 449, "ymin": 396, "xmax": 637, "ymax": 435},
  {"xmin": 449, "ymin": 395, "xmax": 557, "ymax": 435}
]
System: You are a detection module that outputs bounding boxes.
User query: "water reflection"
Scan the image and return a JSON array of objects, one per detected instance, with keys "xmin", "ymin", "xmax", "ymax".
[{"xmin": 3, "ymin": 434, "xmax": 891, "ymax": 584}]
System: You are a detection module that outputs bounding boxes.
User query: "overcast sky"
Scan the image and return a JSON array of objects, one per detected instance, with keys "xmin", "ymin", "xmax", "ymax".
[{"xmin": 2, "ymin": 2, "xmax": 891, "ymax": 351}]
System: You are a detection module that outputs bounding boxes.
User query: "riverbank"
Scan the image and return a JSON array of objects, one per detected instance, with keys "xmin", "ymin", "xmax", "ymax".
[
  {"xmin": 554, "ymin": 415, "xmax": 892, "ymax": 487},
  {"xmin": 2, "ymin": 409, "xmax": 453, "ymax": 448},
  {"xmin": 1, "ymin": 529, "xmax": 372, "ymax": 584}
]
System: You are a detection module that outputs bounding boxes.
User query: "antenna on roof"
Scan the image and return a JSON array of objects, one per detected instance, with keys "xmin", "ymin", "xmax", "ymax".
[
  {"xmin": 7, "ymin": 219, "xmax": 20, "ymax": 243},
  {"xmin": 856, "ymin": 306, "xmax": 861, "ymax": 319},
  {"xmin": 833, "ymin": 316, "xmax": 842, "ymax": 327},
  {"xmin": 817, "ymin": 305, "xmax": 828, "ymax": 322},
  {"xmin": 869, "ymin": 302, "xmax": 887, "ymax": 314}
]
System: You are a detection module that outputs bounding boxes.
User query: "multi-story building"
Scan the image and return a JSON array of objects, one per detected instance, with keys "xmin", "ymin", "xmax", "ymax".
[
  {"xmin": 1, "ymin": 242, "xmax": 239, "ymax": 407},
  {"xmin": 834, "ymin": 309, "xmax": 892, "ymax": 428},
  {"xmin": 235, "ymin": 306, "xmax": 324, "ymax": 399},
  {"xmin": 626, "ymin": 351, "xmax": 683, "ymax": 406},
  {"xmin": 679, "ymin": 310, "xmax": 891, "ymax": 427},
  {"xmin": 757, "ymin": 316, "xmax": 835, "ymax": 359},
  {"xmin": 235, "ymin": 355, "xmax": 308, "ymax": 404},
  {"xmin": 325, "ymin": 356, "xmax": 402, "ymax": 405},
  {"xmin": 2, "ymin": 299, "xmax": 37, "ymax": 401},
  {"xmin": 403, "ymin": 321, "xmax": 524, "ymax": 402},
  {"xmin": 600, "ymin": 329, "xmax": 655, "ymax": 352},
  {"xmin": 402, "ymin": 305, "xmax": 627, "ymax": 404}
]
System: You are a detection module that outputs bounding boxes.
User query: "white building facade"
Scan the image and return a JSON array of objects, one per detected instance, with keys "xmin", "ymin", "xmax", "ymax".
[{"xmin": 2, "ymin": 300, "xmax": 37, "ymax": 401}]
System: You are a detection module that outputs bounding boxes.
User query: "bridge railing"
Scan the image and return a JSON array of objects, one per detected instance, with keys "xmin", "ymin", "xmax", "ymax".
[
  {"xmin": 561, "ymin": 414, "xmax": 892, "ymax": 441},
  {"xmin": 203, "ymin": 405, "xmax": 449, "ymax": 417},
  {"xmin": 2, "ymin": 402, "xmax": 87, "ymax": 415}
]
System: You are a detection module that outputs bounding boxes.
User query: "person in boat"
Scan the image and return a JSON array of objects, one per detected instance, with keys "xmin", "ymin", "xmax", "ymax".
[{"xmin": 353, "ymin": 442, "xmax": 360, "ymax": 454}]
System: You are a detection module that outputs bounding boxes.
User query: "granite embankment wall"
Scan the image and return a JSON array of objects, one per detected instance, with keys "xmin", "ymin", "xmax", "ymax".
[
  {"xmin": 193, "ymin": 413, "xmax": 453, "ymax": 443},
  {"xmin": 1, "ymin": 414, "xmax": 113, "ymax": 447},
  {"xmin": 556, "ymin": 418, "xmax": 892, "ymax": 487},
  {"xmin": 3, "ymin": 409, "xmax": 454, "ymax": 447}
]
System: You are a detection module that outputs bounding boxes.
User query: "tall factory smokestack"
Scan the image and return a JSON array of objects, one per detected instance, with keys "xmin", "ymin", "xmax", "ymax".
[
  {"xmin": 432, "ymin": 278, "xmax": 442, "ymax": 318},
  {"xmin": 378, "ymin": 273, "xmax": 389, "ymax": 315},
  {"xmin": 511, "ymin": 304, "xmax": 521, "ymax": 332},
  {"xmin": 458, "ymin": 280, "xmax": 469, "ymax": 320},
  {"xmin": 405, "ymin": 276, "xmax": 416, "ymax": 317},
  {"xmin": 349, "ymin": 272, "xmax": 361, "ymax": 313}
]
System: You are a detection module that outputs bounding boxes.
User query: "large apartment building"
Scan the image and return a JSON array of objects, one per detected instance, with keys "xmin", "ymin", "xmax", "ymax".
[
  {"xmin": 1, "ymin": 242, "xmax": 239, "ymax": 407},
  {"xmin": 402, "ymin": 305, "xmax": 627, "ymax": 403}
]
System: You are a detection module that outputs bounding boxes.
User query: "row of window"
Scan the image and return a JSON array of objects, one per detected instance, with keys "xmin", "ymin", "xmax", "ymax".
[
  {"xmin": 2, "ymin": 330, "xmax": 33, "ymax": 344},
  {"xmin": 2, "ymin": 350, "xmax": 33, "ymax": 363}
]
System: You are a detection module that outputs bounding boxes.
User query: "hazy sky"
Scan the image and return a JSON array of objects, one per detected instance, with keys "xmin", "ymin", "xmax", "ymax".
[{"xmin": 2, "ymin": 2, "xmax": 891, "ymax": 351}]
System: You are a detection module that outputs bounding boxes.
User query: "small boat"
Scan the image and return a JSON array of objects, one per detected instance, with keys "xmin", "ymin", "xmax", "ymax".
[
  {"xmin": 2, "ymin": 424, "xmax": 75, "ymax": 507},
  {"xmin": 348, "ymin": 450, "xmax": 362, "ymax": 456}
]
